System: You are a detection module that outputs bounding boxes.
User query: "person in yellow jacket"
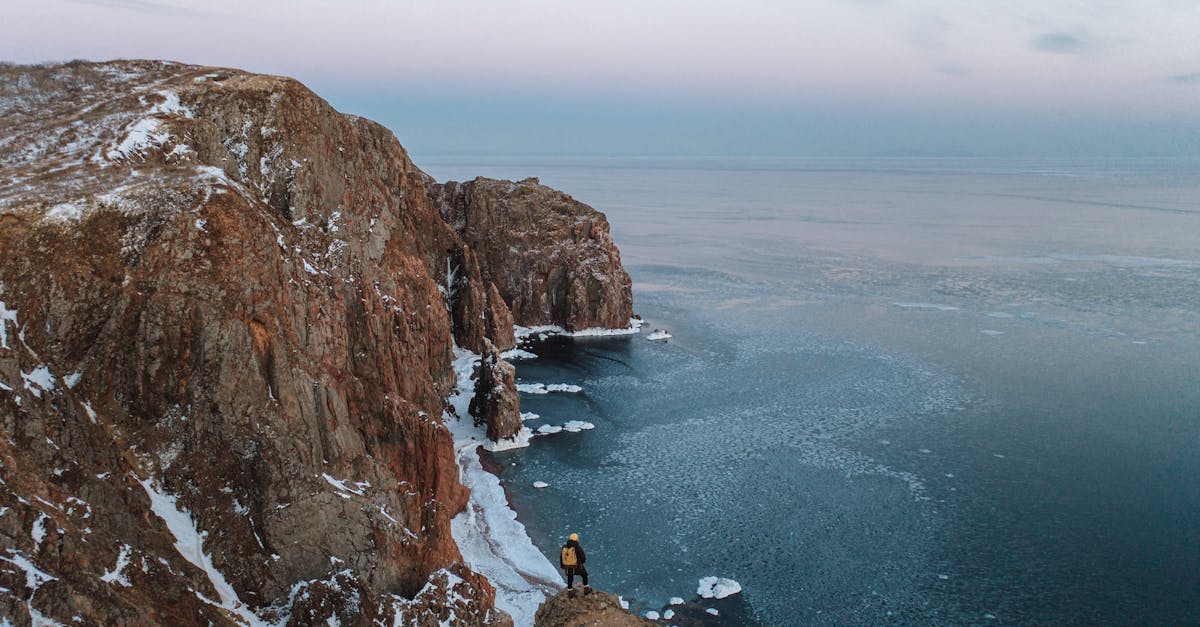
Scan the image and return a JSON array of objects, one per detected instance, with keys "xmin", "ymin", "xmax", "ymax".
[{"xmin": 560, "ymin": 533, "xmax": 590, "ymax": 596}]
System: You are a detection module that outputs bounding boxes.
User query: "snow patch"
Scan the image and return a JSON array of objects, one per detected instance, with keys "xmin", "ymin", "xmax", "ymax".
[
  {"xmin": 322, "ymin": 473, "xmax": 369, "ymax": 497},
  {"xmin": 21, "ymin": 365, "xmax": 56, "ymax": 398},
  {"xmin": 136, "ymin": 477, "xmax": 267, "ymax": 626},
  {"xmin": 501, "ymin": 348, "xmax": 538, "ymax": 361},
  {"xmin": 532, "ymin": 481, "xmax": 549, "ymax": 489},
  {"xmin": 44, "ymin": 202, "xmax": 84, "ymax": 223},
  {"xmin": 0, "ymin": 300, "xmax": 15, "ymax": 349},
  {"xmin": 100, "ymin": 544, "xmax": 133, "ymax": 586}
]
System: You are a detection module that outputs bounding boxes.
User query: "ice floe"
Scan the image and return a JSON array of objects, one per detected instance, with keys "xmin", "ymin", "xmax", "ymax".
[
  {"xmin": 669, "ymin": 596, "xmax": 684, "ymax": 605},
  {"xmin": 980, "ymin": 329, "xmax": 1005, "ymax": 336},
  {"xmin": 645, "ymin": 610, "xmax": 660, "ymax": 620},
  {"xmin": 502, "ymin": 348, "xmax": 538, "ymax": 361},
  {"xmin": 532, "ymin": 481, "xmax": 549, "ymax": 489},
  {"xmin": 697, "ymin": 576, "xmax": 742, "ymax": 599},
  {"xmin": 517, "ymin": 383, "xmax": 582, "ymax": 395},
  {"xmin": 646, "ymin": 329, "xmax": 672, "ymax": 341}
]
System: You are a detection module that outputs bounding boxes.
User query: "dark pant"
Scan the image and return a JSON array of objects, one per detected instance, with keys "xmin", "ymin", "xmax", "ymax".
[{"xmin": 565, "ymin": 565, "xmax": 588, "ymax": 588}]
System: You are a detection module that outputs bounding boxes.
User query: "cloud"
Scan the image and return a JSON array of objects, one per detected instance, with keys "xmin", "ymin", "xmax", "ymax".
[
  {"xmin": 933, "ymin": 63, "xmax": 971, "ymax": 77},
  {"xmin": 1166, "ymin": 72, "xmax": 1200, "ymax": 84},
  {"xmin": 57, "ymin": 0, "xmax": 214, "ymax": 18},
  {"xmin": 1031, "ymin": 32, "xmax": 1088, "ymax": 54}
]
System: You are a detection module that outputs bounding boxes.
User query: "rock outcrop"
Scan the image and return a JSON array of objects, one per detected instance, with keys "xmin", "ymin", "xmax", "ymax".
[
  {"xmin": 533, "ymin": 588, "xmax": 655, "ymax": 627},
  {"xmin": 431, "ymin": 178, "xmax": 634, "ymax": 331},
  {"xmin": 469, "ymin": 339, "xmax": 522, "ymax": 442},
  {"xmin": 0, "ymin": 60, "xmax": 631, "ymax": 625}
]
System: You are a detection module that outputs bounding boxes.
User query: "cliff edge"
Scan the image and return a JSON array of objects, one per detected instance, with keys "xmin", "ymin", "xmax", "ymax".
[
  {"xmin": 0, "ymin": 60, "xmax": 632, "ymax": 625},
  {"xmin": 534, "ymin": 589, "xmax": 655, "ymax": 627}
]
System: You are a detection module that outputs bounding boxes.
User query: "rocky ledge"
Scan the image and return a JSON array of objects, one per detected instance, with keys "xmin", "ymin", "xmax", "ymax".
[
  {"xmin": 0, "ymin": 60, "xmax": 632, "ymax": 624},
  {"xmin": 533, "ymin": 588, "xmax": 655, "ymax": 627}
]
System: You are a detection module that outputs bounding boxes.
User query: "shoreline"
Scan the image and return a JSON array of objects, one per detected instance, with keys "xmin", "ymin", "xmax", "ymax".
[{"xmin": 444, "ymin": 321, "xmax": 643, "ymax": 626}]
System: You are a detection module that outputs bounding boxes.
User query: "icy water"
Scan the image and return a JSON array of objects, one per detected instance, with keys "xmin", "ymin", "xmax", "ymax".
[{"xmin": 421, "ymin": 156, "xmax": 1200, "ymax": 625}]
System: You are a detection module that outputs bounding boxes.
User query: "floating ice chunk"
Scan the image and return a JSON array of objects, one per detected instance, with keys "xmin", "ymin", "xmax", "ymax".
[
  {"xmin": 706, "ymin": 608, "xmax": 720, "ymax": 616},
  {"xmin": 645, "ymin": 611, "xmax": 660, "ymax": 620},
  {"xmin": 697, "ymin": 576, "xmax": 742, "ymax": 599},
  {"xmin": 536, "ymin": 424, "xmax": 563, "ymax": 435},
  {"xmin": 892, "ymin": 302, "xmax": 959, "ymax": 311},
  {"xmin": 517, "ymin": 383, "xmax": 582, "ymax": 395},
  {"xmin": 532, "ymin": 481, "xmax": 549, "ymax": 489},
  {"xmin": 619, "ymin": 596, "xmax": 629, "ymax": 610},
  {"xmin": 938, "ymin": 574, "xmax": 950, "ymax": 580},
  {"xmin": 646, "ymin": 329, "xmax": 672, "ymax": 341},
  {"xmin": 501, "ymin": 348, "xmax": 537, "ymax": 360},
  {"xmin": 980, "ymin": 329, "xmax": 1005, "ymax": 336},
  {"xmin": 562, "ymin": 420, "xmax": 595, "ymax": 432},
  {"xmin": 669, "ymin": 597, "xmax": 684, "ymax": 605},
  {"xmin": 663, "ymin": 608, "xmax": 675, "ymax": 619},
  {"xmin": 520, "ymin": 412, "xmax": 540, "ymax": 422}
]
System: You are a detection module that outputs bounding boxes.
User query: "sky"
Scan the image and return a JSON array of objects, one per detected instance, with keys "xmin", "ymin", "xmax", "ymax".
[{"xmin": 3, "ymin": 0, "xmax": 1199, "ymax": 158}]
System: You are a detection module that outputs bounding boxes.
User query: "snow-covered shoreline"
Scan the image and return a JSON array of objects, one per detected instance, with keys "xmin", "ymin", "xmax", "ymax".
[
  {"xmin": 445, "ymin": 349, "xmax": 562, "ymax": 626},
  {"xmin": 445, "ymin": 321, "xmax": 643, "ymax": 626}
]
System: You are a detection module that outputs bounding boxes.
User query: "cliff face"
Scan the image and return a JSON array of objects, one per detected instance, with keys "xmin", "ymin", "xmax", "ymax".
[
  {"xmin": 431, "ymin": 178, "xmax": 633, "ymax": 332},
  {"xmin": 0, "ymin": 60, "xmax": 630, "ymax": 625}
]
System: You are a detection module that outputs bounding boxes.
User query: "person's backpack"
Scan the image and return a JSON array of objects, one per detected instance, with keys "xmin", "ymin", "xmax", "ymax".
[{"xmin": 561, "ymin": 545, "xmax": 578, "ymax": 567}]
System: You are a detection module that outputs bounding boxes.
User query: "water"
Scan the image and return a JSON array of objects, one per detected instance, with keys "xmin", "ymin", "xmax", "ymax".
[{"xmin": 420, "ymin": 155, "xmax": 1200, "ymax": 625}]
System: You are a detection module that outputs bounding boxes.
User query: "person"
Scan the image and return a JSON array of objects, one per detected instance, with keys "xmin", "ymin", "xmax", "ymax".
[{"xmin": 560, "ymin": 533, "xmax": 590, "ymax": 596}]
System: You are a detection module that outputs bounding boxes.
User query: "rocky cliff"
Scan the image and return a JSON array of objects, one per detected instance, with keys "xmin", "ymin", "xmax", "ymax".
[
  {"xmin": 430, "ymin": 178, "xmax": 633, "ymax": 332},
  {"xmin": 0, "ymin": 60, "xmax": 632, "ymax": 625}
]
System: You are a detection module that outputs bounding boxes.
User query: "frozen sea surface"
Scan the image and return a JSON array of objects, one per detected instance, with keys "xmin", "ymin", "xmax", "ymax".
[{"xmin": 423, "ymin": 156, "xmax": 1200, "ymax": 625}]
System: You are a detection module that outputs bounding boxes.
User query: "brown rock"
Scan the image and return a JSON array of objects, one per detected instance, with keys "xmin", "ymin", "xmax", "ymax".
[
  {"xmin": 534, "ymin": 588, "xmax": 656, "ymax": 627},
  {"xmin": 0, "ymin": 59, "xmax": 634, "ymax": 625},
  {"xmin": 431, "ymin": 177, "xmax": 634, "ymax": 331},
  {"xmin": 469, "ymin": 340, "xmax": 522, "ymax": 443}
]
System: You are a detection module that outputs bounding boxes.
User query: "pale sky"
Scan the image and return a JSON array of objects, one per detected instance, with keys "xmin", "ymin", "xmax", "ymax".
[{"xmin": 4, "ymin": 0, "xmax": 1199, "ymax": 157}]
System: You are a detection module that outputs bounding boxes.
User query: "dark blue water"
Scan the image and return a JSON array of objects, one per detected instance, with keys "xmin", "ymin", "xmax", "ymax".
[{"xmin": 422, "ymin": 156, "xmax": 1200, "ymax": 625}]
